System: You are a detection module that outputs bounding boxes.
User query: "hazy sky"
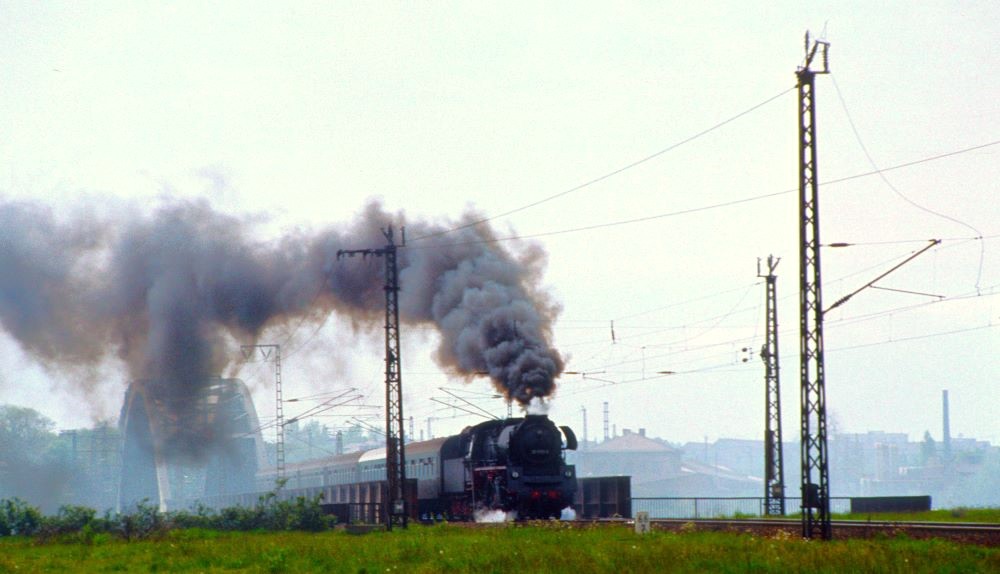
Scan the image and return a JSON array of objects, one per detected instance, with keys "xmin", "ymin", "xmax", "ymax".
[{"xmin": 1, "ymin": 2, "xmax": 998, "ymax": 447}]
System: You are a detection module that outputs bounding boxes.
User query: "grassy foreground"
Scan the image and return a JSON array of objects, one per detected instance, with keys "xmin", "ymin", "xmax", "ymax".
[{"xmin": 1, "ymin": 522, "xmax": 998, "ymax": 574}]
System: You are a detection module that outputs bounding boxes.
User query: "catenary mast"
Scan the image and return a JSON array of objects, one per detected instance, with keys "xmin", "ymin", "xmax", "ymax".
[
  {"xmin": 759, "ymin": 256, "xmax": 785, "ymax": 516},
  {"xmin": 796, "ymin": 33, "xmax": 832, "ymax": 540},
  {"xmin": 337, "ymin": 226, "xmax": 408, "ymax": 529}
]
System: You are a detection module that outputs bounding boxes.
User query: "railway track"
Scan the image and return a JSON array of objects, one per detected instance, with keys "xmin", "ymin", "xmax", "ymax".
[{"xmin": 645, "ymin": 518, "xmax": 1000, "ymax": 546}]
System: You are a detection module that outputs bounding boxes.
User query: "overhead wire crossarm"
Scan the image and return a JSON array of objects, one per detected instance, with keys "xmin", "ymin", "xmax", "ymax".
[
  {"xmin": 824, "ymin": 239, "xmax": 942, "ymax": 314},
  {"xmin": 284, "ymin": 390, "xmax": 362, "ymax": 426}
]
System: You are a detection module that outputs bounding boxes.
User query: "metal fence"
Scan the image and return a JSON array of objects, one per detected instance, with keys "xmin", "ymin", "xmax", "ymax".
[{"xmin": 631, "ymin": 497, "xmax": 852, "ymax": 519}]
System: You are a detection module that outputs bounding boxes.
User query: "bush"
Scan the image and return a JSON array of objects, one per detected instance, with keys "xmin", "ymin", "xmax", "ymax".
[
  {"xmin": 168, "ymin": 502, "xmax": 217, "ymax": 530},
  {"xmin": 1, "ymin": 484, "xmax": 335, "ymax": 539},
  {"xmin": 40, "ymin": 505, "xmax": 97, "ymax": 537},
  {"xmin": 224, "ymin": 488, "xmax": 334, "ymax": 532},
  {"xmin": 0, "ymin": 498, "xmax": 43, "ymax": 536},
  {"xmin": 289, "ymin": 495, "xmax": 335, "ymax": 532},
  {"xmin": 117, "ymin": 499, "xmax": 165, "ymax": 541}
]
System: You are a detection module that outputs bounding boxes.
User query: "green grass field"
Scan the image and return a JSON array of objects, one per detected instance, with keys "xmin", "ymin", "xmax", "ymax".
[
  {"xmin": 832, "ymin": 507, "xmax": 1000, "ymax": 524},
  {"xmin": 1, "ymin": 522, "xmax": 997, "ymax": 574}
]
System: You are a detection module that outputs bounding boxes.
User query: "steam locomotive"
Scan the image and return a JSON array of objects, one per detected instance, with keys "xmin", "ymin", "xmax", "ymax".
[{"xmin": 257, "ymin": 414, "xmax": 578, "ymax": 520}]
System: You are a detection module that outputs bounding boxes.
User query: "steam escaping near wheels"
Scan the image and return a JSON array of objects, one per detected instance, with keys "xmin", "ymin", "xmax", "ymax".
[{"xmin": 474, "ymin": 509, "xmax": 517, "ymax": 523}]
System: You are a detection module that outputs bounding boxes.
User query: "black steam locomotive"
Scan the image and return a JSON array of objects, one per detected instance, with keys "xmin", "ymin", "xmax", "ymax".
[
  {"xmin": 442, "ymin": 414, "xmax": 579, "ymax": 519},
  {"xmin": 258, "ymin": 414, "xmax": 578, "ymax": 521}
]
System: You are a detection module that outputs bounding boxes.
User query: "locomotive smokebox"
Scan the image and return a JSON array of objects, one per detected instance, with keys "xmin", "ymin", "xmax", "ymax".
[{"xmin": 510, "ymin": 415, "xmax": 563, "ymax": 472}]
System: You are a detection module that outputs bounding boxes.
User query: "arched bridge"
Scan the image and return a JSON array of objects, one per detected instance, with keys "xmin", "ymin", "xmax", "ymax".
[{"xmin": 118, "ymin": 378, "xmax": 266, "ymax": 511}]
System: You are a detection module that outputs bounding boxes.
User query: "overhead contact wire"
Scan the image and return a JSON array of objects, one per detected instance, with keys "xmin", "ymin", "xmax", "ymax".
[
  {"xmin": 410, "ymin": 86, "xmax": 797, "ymax": 242},
  {"xmin": 831, "ymin": 73, "xmax": 987, "ymax": 292},
  {"xmin": 407, "ymin": 139, "xmax": 1000, "ymax": 250}
]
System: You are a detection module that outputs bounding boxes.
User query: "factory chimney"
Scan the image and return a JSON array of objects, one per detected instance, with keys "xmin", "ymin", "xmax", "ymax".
[
  {"xmin": 603, "ymin": 402, "xmax": 610, "ymax": 442},
  {"xmin": 942, "ymin": 389, "xmax": 951, "ymax": 459}
]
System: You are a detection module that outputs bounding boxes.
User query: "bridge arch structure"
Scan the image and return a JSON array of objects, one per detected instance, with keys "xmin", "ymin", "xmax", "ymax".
[{"xmin": 118, "ymin": 378, "xmax": 266, "ymax": 511}]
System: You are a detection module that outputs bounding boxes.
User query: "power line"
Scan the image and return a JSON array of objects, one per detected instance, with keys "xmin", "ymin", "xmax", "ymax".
[
  {"xmin": 559, "ymin": 362, "xmax": 744, "ymax": 397},
  {"xmin": 613, "ymin": 281, "xmax": 763, "ymax": 322},
  {"xmin": 406, "ymin": 139, "xmax": 1000, "ymax": 250},
  {"xmin": 561, "ymin": 319, "xmax": 1000, "ymax": 399},
  {"xmin": 565, "ymin": 233, "xmax": 997, "ymax": 334},
  {"xmin": 600, "ymin": 283, "xmax": 760, "ymax": 352},
  {"xmin": 667, "ymin": 285, "xmax": 998, "ymax": 371},
  {"xmin": 825, "ymin": 282, "xmax": 1000, "ymax": 331},
  {"xmin": 566, "ymin": 280, "xmax": 1000, "ymax": 377},
  {"xmin": 829, "ymin": 323, "xmax": 999, "ymax": 353},
  {"xmin": 562, "ymin": 244, "xmax": 998, "ymax": 337},
  {"xmin": 410, "ymin": 86, "xmax": 797, "ymax": 242},
  {"xmin": 558, "ymin": 240, "xmax": 999, "ymax": 357},
  {"xmin": 822, "ymin": 234, "xmax": 1000, "ymax": 247},
  {"xmin": 831, "ymin": 73, "xmax": 986, "ymax": 292},
  {"xmin": 822, "ymin": 139, "xmax": 1000, "ymax": 187},
  {"xmin": 560, "ymin": 307, "xmax": 1000, "ymax": 398},
  {"xmin": 230, "ymin": 273, "xmax": 336, "ymax": 384},
  {"xmin": 564, "ymin": 244, "xmax": 997, "ymax": 382},
  {"xmin": 572, "ymin": 338, "xmax": 754, "ymax": 375},
  {"xmin": 408, "ymin": 189, "xmax": 791, "ymax": 248}
]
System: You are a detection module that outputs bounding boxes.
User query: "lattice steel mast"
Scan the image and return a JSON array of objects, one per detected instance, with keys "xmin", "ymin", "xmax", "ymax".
[
  {"xmin": 241, "ymin": 344, "xmax": 284, "ymax": 481},
  {"xmin": 796, "ymin": 33, "xmax": 832, "ymax": 540},
  {"xmin": 759, "ymin": 256, "xmax": 785, "ymax": 516},
  {"xmin": 337, "ymin": 226, "xmax": 408, "ymax": 529}
]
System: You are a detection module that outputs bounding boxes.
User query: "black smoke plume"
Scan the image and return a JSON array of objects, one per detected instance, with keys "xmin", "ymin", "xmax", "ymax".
[{"xmin": 0, "ymin": 198, "xmax": 563, "ymax": 457}]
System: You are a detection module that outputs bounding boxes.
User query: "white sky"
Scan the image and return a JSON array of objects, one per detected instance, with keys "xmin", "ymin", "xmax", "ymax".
[{"xmin": 1, "ymin": 2, "xmax": 998, "ymax": 447}]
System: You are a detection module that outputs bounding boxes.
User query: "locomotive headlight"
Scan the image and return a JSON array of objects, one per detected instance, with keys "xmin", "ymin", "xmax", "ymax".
[
  {"xmin": 511, "ymin": 471, "xmax": 520, "ymax": 479},
  {"xmin": 564, "ymin": 470, "xmax": 573, "ymax": 478}
]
